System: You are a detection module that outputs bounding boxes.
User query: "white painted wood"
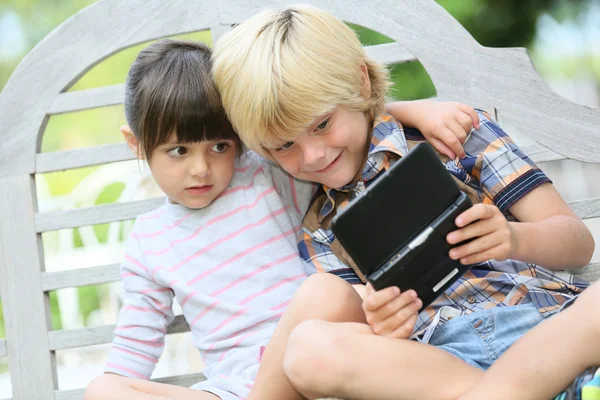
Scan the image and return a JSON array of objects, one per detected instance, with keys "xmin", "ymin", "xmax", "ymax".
[
  {"xmin": 0, "ymin": 0, "xmax": 218, "ymax": 176},
  {"xmin": 569, "ymin": 197, "xmax": 600, "ymax": 220},
  {"xmin": 53, "ymin": 373, "xmax": 206, "ymax": 400},
  {"xmin": 48, "ymin": 315, "xmax": 190, "ymax": 350},
  {"xmin": 0, "ymin": 339, "xmax": 6, "ymax": 358},
  {"xmin": 42, "ymin": 264, "xmax": 121, "ymax": 291},
  {"xmin": 0, "ymin": 176, "xmax": 57, "ymax": 398},
  {"xmin": 521, "ymin": 143, "xmax": 567, "ymax": 164},
  {"xmin": 364, "ymin": 42, "xmax": 416, "ymax": 66},
  {"xmin": 570, "ymin": 262, "xmax": 600, "ymax": 283},
  {"xmin": 35, "ymin": 197, "xmax": 164, "ymax": 232},
  {"xmin": 48, "ymin": 84, "xmax": 124, "ymax": 115},
  {"xmin": 36, "ymin": 143, "xmax": 134, "ymax": 173},
  {"xmin": 211, "ymin": 23, "xmax": 233, "ymax": 43}
]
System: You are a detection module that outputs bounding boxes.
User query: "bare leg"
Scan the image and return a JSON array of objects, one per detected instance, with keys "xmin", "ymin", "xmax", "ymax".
[
  {"xmin": 247, "ymin": 273, "xmax": 366, "ymax": 400},
  {"xmin": 284, "ymin": 319, "xmax": 483, "ymax": 400},
  {"xmin": 458, "ymin": 281, "xmax": 600, "ymax": 400},
  {"xmin": 84, "ymin": 374, "xmax": 220, "ymax": 400}
]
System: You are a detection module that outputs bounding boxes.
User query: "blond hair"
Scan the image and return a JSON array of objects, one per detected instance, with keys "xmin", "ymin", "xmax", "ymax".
[{"xmin": 212, "ymin": 4, "xmax": 389, "ymax": 156}]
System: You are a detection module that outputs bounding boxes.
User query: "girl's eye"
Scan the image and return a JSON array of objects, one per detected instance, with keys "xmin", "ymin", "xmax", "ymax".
[
  {"xmin": 316, "ymin": 118, "xmax": 330, "ymax": 131},
  {"xmin": 212, "ymin": 142, "xmax": 230, "ymax": 153},
  {"xmin": 275, "ymin": 141, "xmax": 294, "ymax": 152},
  {"xmin": 166, "ymin": 146, "xmax": 188, "ymax": 157}
]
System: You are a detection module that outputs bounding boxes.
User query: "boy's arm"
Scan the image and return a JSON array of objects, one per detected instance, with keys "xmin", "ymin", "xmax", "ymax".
[
  {"xmin": 385, "ymin": 100, "xmax": 480, "ymax": 159},
  {"xmin": 507, "ymin": 183, "xmax": 594, "ymax": 268},
  {"xmin": 446, "ymin": 112, "xmax": 594, "ymax": 269}
]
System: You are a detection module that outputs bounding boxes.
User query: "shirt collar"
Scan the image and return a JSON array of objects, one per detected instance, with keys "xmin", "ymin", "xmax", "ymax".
[{"xmin": 318, "ymin": 113, "xmax": 408, "ymax": 221}]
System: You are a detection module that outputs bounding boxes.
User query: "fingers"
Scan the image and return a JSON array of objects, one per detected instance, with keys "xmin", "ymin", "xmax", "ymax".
[
  {"xmin": 368, "ymin": 289, "xmax": 418, "ymax": 323},
  {"xmin": 389, "ymin": 312, "xmax": 419, "ymax": 339},
  {"xmin": 459, "ymin": 103, "xmax": 480, "ymax": 129},
  {"xmin": 454, "ymin": 241, "xmax": 510, "ymax": 265},
  {"xmin": 437, "ymin": 128, "xmax": 464, "ymax": 159},
  {"xmin": 449, "ymin": 230, "xmax": 507, "ymax": 262},
  {"xmin": 363, "ymin": 284, "xmax": 401, "ymax": 312},
  {"xmin": 454, "ymin": 204, "xmax": 499, "ymax": 228},
  {"xmin": 446, "ymin": 121, "xmax": 467, "ymax": 158},
  {"xmin": 429, "ymin": 137, "xmax": 456, "ymax": 160},
  {"xmin": 366, "ymin": 294, "xmax": 423, "ymax": 337}
]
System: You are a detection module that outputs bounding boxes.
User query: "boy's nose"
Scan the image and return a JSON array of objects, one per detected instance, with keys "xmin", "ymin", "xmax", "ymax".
[{"xmin": 301, "ymin": 143, "xmax": 326, "ymax": 167}]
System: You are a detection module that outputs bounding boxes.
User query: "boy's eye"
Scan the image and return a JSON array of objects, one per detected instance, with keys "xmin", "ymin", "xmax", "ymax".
[
  {"xmin": 212, "ymin": 142, "xmax": 230, "ymax": 153},
  {"xmin": 316, "ymin": 118, "xmax": 330, "ymax": 131},
  {"xmin": 166, "ymin": 146, "xmax": 188, "ymax": 157},
  {"xmin": 275, "ymin": 141, "xmax": 294, "ymax": 152}
]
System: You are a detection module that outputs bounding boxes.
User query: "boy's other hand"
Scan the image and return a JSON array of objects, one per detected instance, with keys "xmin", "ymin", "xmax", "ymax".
[
  {"xmin": 418, "ymin": 101, "xmax": 480, "ymax": 160},
  {"xmin": 362, "ymin": 283, "xmax": 422, "ymax": 339},
  {"xmin": 447, "ymin": 203, "xmax": 516, "ymax": 265}
]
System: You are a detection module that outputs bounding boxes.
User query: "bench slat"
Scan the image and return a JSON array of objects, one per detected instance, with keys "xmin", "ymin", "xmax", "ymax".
[
  {"xmin": 34, "ymin": 194, "xmax": 599, "ymax": 235},
  {"xmin": 48, "ymin": 315, "xmax": 190, "ymax": 351},
  {"xmin": 36, "ymin": 143, "xmax": 133, "ymax": 173},
  {"xmin": 521, "ymin": 143, "xmax": 566, "ymax": 164},
  {"xmin": 365, "ymin": 42, "xmax": 416, "ymax": 65},
  {"xmin": 42, "ymin": 264, "xmax": 121, "ymax": 292},
  {"xmin": 53, "ymin": 373, "xmax": 206, "ymax": 400},
  {"xmin": 569, "ymin": 197, "xmax": 600, "ymax": 220},
  {"xmin": 35, "ymin": 197, "xmax": 164, "ymax": 232},
  {"xmin": 48, "ymin": 85, "xmax": 124, "ymax": 115},
  {"xmin": 39, "ymin": 43, "xmax": 412, "ymax": 119}
]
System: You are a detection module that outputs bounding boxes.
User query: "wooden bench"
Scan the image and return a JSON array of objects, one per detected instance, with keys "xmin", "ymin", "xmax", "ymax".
[{"xmin": 0, "ymin": 0, "xmax": 599, "ymax": 398}]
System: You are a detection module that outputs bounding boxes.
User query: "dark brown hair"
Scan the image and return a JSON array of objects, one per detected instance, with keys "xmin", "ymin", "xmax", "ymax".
[{"xmin": 124, "ymin": 39, "xmax": 241, "ymax": 159}]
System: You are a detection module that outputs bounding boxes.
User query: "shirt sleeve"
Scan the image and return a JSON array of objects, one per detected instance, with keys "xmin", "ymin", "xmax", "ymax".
[
  {"xmin": 105, "ymin": 229, "xmax": 175, "ymax": 379},
  {"xmin": 459, "ymin": 110, "xmax": 552, "ymax": 212},
  {"xmin": 297, "ymin": 229, "xmax": 363, "ymax": 285},
  {"xmin": 265, "ymin": 161, "xmax": 318, "ymax": 218}
]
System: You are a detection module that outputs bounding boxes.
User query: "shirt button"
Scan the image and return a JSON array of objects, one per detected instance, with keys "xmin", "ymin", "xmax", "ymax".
[{"xmin": 467, "ymin": 295, "xmax": 476, "ymax": 304}]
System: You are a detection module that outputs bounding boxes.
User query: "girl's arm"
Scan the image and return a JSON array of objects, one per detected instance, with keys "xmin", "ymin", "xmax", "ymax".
[
  {"xmin": 385, "ymin": 100, "xmax": 480, "ymax": 159},
  {"xmin": 105, "ymin": 233, "xmax": 175, "ymax": 379}
]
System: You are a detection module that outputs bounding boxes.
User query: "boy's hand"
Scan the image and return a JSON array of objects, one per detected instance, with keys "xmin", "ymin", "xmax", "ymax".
[
  {"xmin": 447, "ymin": 204, "xmax": 517, "ymax": 265},
  {"xmin": 416, "ymin": 101, "xmax": 480, "ymax": 160},
  {"xmin": 362, "ymin": 283, "xmax": 422, "ymax": 339}
]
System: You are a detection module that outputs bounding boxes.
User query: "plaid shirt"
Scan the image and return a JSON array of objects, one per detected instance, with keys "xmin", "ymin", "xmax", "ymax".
[{"xmin": 298, "ymin": 111, "xmax": 589, "ymax": 339}]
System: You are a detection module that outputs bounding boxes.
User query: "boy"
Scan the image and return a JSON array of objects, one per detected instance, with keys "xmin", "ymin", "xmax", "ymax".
[{"xmin": 212, "ymin": 5, "xmax": 599, "ymax": 400}]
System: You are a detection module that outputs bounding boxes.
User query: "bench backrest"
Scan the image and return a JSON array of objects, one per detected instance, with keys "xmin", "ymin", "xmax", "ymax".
[{"xmin": 1, "ymin": 0, "xmax": 599, "ymax": 398}]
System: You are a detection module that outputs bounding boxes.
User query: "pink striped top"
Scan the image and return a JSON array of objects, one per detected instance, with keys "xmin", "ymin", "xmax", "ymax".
[{"xmin": 106, "ymin": 152, "xmax": 315, "ymax": 382}]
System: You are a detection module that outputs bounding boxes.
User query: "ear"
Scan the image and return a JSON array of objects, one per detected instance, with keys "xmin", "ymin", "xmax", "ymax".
[
  {"xmin": 360, "ymin": 63, "xmax": 372, "ymax": 97},
  {"xmin": 120, "ymin": 125, "xmax": 144, "ymax": 159}
]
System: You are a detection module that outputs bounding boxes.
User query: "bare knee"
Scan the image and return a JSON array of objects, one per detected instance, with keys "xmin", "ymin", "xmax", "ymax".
[
  {"xmin": 290, "ymin": 273, "xmax": 364, "ymax": 322},
  {"xmin": 284, "ymin": 319, "xmax": 357, "ymax": 397},
  {"xmin": 85, "ymin": 374, "xmax": 122, "ymax": 400}
]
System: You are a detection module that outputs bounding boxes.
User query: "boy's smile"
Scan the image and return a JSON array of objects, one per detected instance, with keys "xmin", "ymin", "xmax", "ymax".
[{"xmin": 267, "ymin": 106, "xmax": 371, "ymax": 188}]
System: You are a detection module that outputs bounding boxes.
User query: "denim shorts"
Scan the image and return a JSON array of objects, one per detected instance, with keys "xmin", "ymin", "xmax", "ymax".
[{"xmin": 428, "ymin": 304, "xmax": 545, "ymax": 370}]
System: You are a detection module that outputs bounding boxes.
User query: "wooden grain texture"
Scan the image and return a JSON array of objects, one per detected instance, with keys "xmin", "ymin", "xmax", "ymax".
[
  {"xmin": 0, "ymin": 176, "xmax": 57, "ymax": 398},
  {"xmin": 35, "ymin": 197, "xmax": 164, "ymax": 232},
  {"xmin": 42, "ymin": 264, "xmax": 121, "ymax": 291},
  {"xmin": 36, "ymin": 143, "xmax": 134, "ymax": 173},
  {"xmin": 53, "ymin": 373, "xmax": 205, "ymax": 400},
  {"xmin": 48, "ymin": 315, "xmax": 190, "ymax": 350}
]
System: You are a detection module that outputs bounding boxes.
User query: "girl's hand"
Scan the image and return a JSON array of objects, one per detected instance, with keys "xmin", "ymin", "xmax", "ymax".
[
  {"xmin": 416, "ymin": 101, "xmax": 480, "ymax": 160},
  {"xmin": 362, "ymin": 282, "xmax": 422, "ymax": 339},
  {"xmin": 447, "ymin": 203, "xmax": 517, "ymax": 265}
]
